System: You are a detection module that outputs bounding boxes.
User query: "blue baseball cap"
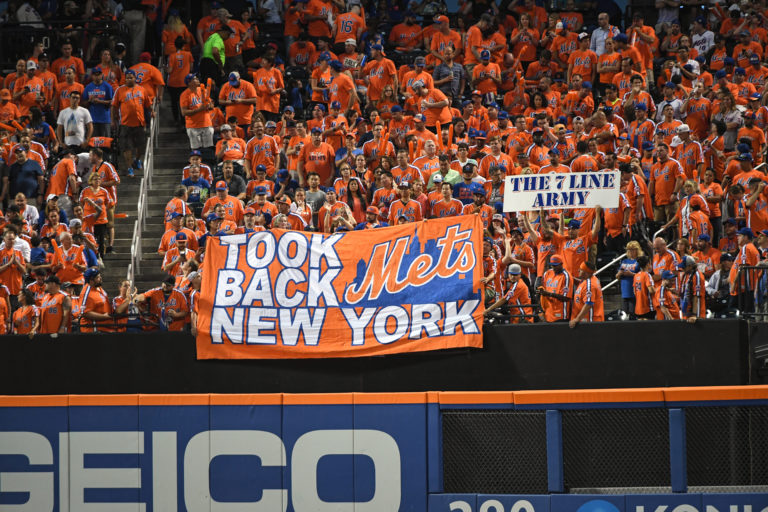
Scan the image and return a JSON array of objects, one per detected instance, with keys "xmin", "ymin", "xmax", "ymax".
[
  {"xmin": 724, "ymin": 56, "xmax": 736, "ymax": 65},
  {"xmin": 635, "ymin": 103, "xmax": 647, "ymax": 111},
  {"xmin": 642, "ymin": 141, "xmax": 654, "ymax": 151},
  {"xmin": 83, "ymin": 267, "xmax": 100, "ymax": 281},
  {"xmin": 184, "ymin": 73, "xmax": 197, "ymax": 85},
  {"xmin": 480, "ymin": 49, "xmax": 491, "ymax": 60},
  {"xmin": 255, "ymin": 164, "xmax": 267, "ymax": 173},
  {"xmin": 206, "ymin": 213, "xmax": 222, "ymax": 223},
  {"xmin": 698, "ymin": 234, "xmax": 711, "ymax": 242},
  {"xmin": 750, "ymin": 54, "xmax": 761, "ymax": 64},
  {"xmin": 190, "ymin": 149, "xmax": 201, "ymax": 156},
  {"xmin": 498, "ymin": 110, "xmax": 508, "ymax": 119},
  {"xmin": 311, "ymin": 127, "xmax": 323, "ymax": 134},
  {"xmin": 737, "ymin": 153, "xmax": 753, "ymax": 161},
  {"xmin": 735, "ymin": 67, "xmax": 746, "ymax": 75},
  {"xmin": 329, "ymin": 60, "xmax": 344, "ymax": 71},
  {"xmin": 738, "ymin": 227, "xmax": 754, "ymax": 238},
  {"xmin": 568, "ymin": 219, "xmax": 581, "ymax": 229},
  {"xmin": 254, "ymin": 185, "xmax": 268, "ymax": 195},
  {"xmin": 391, "ymin": 105, "xmax": 403, "ymax": 113},
  {"xmin": 661, "ymin": 270, "xmax": 677, "ymax": 280},
  {"xmin": 371, "ymin": 43, "xmax": 383, "ymax": 51},
  {"xmin": 330, "ymin": 100, "xmax": 341, "ymax": 109},
  {"xmin": 582, "ymin": 81, "xmax": 592, "ymax": 89},
  {"xmin": 614, "ymin": 33, "xmax": 628, "ymax": 44}
]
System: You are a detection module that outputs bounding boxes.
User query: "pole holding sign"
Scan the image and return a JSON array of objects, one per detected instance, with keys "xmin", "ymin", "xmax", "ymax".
[{"xmin": 503, "ymin": 171, "xmax": 621, "ymax": 212}]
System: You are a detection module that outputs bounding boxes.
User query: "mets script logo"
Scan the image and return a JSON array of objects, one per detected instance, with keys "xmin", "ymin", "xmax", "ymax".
[{"xmin": 345, "ymin": 225, "xmax": 476, "ymax": 304}]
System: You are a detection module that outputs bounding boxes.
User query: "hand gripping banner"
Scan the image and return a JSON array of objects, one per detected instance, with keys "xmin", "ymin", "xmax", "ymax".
[{"xmin": 196, "ymin": 216, "xmax": 485, "ymax": 359}]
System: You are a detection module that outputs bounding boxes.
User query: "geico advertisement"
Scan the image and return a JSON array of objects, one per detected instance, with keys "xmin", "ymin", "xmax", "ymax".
[
  {"xmin": 429, "ymin": 494, "xmax": 768, "ymax": 512},
  {"xmin": 0, "ymin": 401, "xmax": 428, "ymax": 511}
]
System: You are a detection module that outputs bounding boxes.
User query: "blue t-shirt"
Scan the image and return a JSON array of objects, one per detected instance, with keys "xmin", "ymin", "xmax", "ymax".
[
  {"xmin": 453, "ymin": 182, "xmax": 475, "ymax": 205},
  {"xmin": 30, "ymin": 247, "xmax": 48, "ymax": 265},
  {"xmin": 181, "ymin": 177, "xmax": 211, "ymax": 203},
  {"xmin": 9, "ymin": 160, "xmax": 44, "ymax": 199},
  {"xmin": 619, "ymin": 258, "xmax": 640, "ymax": 298},
  {"xmin": 83, "ymin": 81, "xmax": 114, "ymax": 124}
]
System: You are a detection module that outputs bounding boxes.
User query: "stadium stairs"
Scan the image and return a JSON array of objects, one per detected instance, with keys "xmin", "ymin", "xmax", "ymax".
[{"xmin": 103, "ymin": 98, "xmax": 184, "ymax": 296}]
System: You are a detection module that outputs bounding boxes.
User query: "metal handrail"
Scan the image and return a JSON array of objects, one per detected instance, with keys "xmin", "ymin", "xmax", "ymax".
[
  {"xmin": 127, "ymin": 87, "xmax": 159, "ymax": 282},
  {"xmin": 600, "ymin": 229, "xmax": 665, "ymax": 292}
]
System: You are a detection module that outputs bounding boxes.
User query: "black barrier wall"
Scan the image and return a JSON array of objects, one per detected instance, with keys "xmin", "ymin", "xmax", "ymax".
[{"xmin": 0, "ymin": 320, "xmax": 750, "ymax": 394}]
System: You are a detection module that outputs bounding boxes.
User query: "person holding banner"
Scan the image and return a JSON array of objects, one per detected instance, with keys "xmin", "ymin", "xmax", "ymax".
[
  {"xmin": 562, "ymin": 206, "xmax": 602, "ymax": 279},
  {"xmin": 570, "ymin": 261, "xmax": 604, "ymax": 327},
  {"xmin": 538, "ymin": 254, "xmax": 572, "ymax": 323}
]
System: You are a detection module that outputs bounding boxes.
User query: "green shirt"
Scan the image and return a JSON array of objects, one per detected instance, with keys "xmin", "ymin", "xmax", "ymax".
[
  {"xmin": 202, "ymin": 33, "xmax": 226, "ymax": 65},
  {"xmin": 428, "ymin": 169, "xmax": 462, "ymax": 189}
]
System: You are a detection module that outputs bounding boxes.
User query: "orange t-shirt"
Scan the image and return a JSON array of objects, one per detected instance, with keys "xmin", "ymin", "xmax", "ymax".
[
  {"xmin": 568, "ymin": 49, "xmax": 598, "ymax": 83},
  {"xmin": 167, "ymin": 50, "xmax": 194, "ymax": 88},
  {"xmin": 47, "ymin": 158, "xmax": 77, "ymax": 197},
  {"xmin": 305, "ymin": 0, "xmax": 333, "ymax": 38},
  {"xmin": 329, "ymin": 72, "xmax": 357, "ymax": 113},
  {"xmin": 219, "ymin": 77, "xmax": 257, "ymax": 126},
  {"xmin": 299, "ymin": 141, "xmax": 336, "ymax": 185},
  {"xmin": 112, "ymin": 84, "xmax": 146, "ymax": 127},
  {"xmin": 252, "ymin": 67, "xmax": 284, "ymax": 113},
  {"xmin": 245, "ymin": 135, "xmax": 279, "ymax": 178},
  {"xmin": 39, "ymin": 291, "xmax": 68, "ymax": 334},
  {"xmin": 0, "ymin": 247, "xmax": 25, "ymax": 294},
  {"xmin": 573, "ymin": 275, "xmax": 604, "ymax": 322},
  {"xmin": 51, "ymin": 56, "xmax": 85, "ymax": 82},
  {"xmin": 12, "ymin": 304, "xmax": 37, "ymax": 334},
  {"xmin": 180, "ymin": 86, "xmax": 212, "ymax": 129},
  {"xmin": 129, "ymin": 63, "xmax": 165, "ymax": 98},
  {"xmin": 334, "ymin": 12, "xmax": 365, "ymax": 44},
  {"xmin": 79, "ymin": 186, "xmax": 111, "ymax": 227},
  {"xmin": 55, "ymin": 81, "xmax": 84, "ymax": 112},
  {"xmin": 363, "ymin": 58, "xmax": 397, "ymax": 101}
]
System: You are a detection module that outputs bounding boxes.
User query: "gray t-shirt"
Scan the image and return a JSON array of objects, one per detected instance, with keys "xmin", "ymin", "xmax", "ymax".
[
  {"xmin": 305, "ymin": 189, "xmax": 326, "ymax": 228},
  {"xmin": 224, "ymin": 174, "xmax": 247, "ymax": 198},
  {"xmin": 433, "ymin": 62, "xmax": 465, "ymax": 99}
]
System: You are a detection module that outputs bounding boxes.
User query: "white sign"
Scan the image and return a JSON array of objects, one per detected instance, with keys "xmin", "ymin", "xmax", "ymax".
[{"xmin": 503, "ymin": 171, "xmax": 621, "ymax": 212}]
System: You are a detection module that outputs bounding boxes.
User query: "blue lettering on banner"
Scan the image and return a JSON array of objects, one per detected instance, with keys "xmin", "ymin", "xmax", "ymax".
[{"xmin": 0, "ymin": 402, "xmax": 427, "ymax": 511}]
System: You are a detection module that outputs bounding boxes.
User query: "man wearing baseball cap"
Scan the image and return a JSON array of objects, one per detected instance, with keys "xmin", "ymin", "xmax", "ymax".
[
  {"xmin": 693, "ymin": 234, "xmax": 721, "ymax": 279},
  {"xmin": 162, "ymin": 231, "xmax": 196, "ymax": 278},
  {"xmin": 411, "ymin": 79, "xmax": 451, "ymax": 129},
  {"xmin": 461, "ymin": 183, "xmax": 494, "ymax": 228},
  {"xmin": 218, "ymin": 71, "xmax": 258, "ymax": 133},
  {"xmin": 486, "ymin": 262, "xmax": 533, "ymax": 323},
  {"xmin": 538, "ymin": 254, "xmax": 573, "ymax": 323},
  {"xmin": 388, "ymin": 181, "xmax": 423, "ymax": 224},
  {"xmin": 78, "ymin": 267, "xmax": 112, "ymax": 333},
  {"xmin": 570, "ymin": 261, "xmax": 604, "ymax": 327},
  {"xmin": 402, "ymin": 56, "xmax": 434, "ymax": 98},
  {"xmin": 363, "ymin": 43, "xmax": 397, "ymax": 108},
  {"xmin": 471, "ymin": 49, "xmax": 501, "ymax": 99},
  {"xmin": 201, "ymin": 180, "xmax": 244, "ymax": 224},
  {"xmin": 731, "ymin": 226, "xmax": 760, "ymax": 311},
  {"xmin": 655, "ymin": 270, "xmax": 681, "ymax": 320},
  {"xmin": 355, "ymin": 205, "xmax": 388, "ymax": 229}
]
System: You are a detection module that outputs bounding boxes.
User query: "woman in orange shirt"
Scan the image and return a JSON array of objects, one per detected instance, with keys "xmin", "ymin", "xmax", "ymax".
[
  {"xmin": 162, "ymin": 12, "xmax": 195, "ymax": 55},
  {"xmin": 79, "ymin": 172, "xmax": 111, "ymax": 256},
  {"xmin": 509, "ymin": 14, "xmax": 539, "ymax": 68},
  {"xmin": 12, "ymin": 288, "xmax": 39, "ymax": 335}
]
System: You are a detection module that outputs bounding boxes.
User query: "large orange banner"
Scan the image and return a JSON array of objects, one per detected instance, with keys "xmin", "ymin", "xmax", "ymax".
[{"xmin": 196, "ymin": 216, "xmax": 485, "ymax": 359}]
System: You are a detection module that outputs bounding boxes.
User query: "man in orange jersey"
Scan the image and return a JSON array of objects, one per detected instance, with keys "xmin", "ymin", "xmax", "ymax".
[
  {"xmin": 328, "ymin": 60, "xmax": 359, "ymax": 114},
  {"xmin": 253, "ymin": 56, "xmax": 284, "ymax": 122},
  {"xmin": 649, "ymin": 142, "xmax": 685, "ymax": 224},
  {"xmin": 655, "ymin": 270, "xmax": 681, "ymax": 320},
  {"xmin": 135, "ymin": 275, "xmax": 189, "ymax": 331},
  {"xmin": 12, "ymin": 60, "xmax": 46, "ymax": 118},
  {"xmin": 363, "ymin": 44, "xmax": 397, "ymax": 107},
  {"xmin": 38, "ymin": 275, "xmax": 71, "ymax": 334},
  {"xmin": 112, "ymin": 70, "xmax": 147, "ymax": 177},
  {"xmin": 562, "ymin": 207, "xmax": 602, "ymax": 278},
  {"xmin": 462, "ymin": 184, "xmax": 495, "ymax": 228},
  {"xmin": 388, "ymin": 181, "xmax": 423, "ymax": 224},
  {"xmin": 570, "ymin": 261, "xmax": 604, "ymax": 327},
  {"xmin": 51, "ymin": 40, "xmax": 85, "ymax": 83},
  {"xmin": 677, "ymin": 255, "xmax": 707, "ymax": 322},
  {"xmin": 298, "ymin": 127, "xmax": 336, "ymax": 186},
  {"xmin": 568, "ymin": 33, "xmax": 598, "ymax": 84},
  {"xmin": 46, "ymin": 149, "xmax": 78, "ymax": 216},
  {"xmin": 218, "ymin": 71, "xmax": 258, "ymax": 133},
  {"xmin": 78, "ymin": 267, "xmax": 112, "ymax": 333},
  {"xmin": 245, "ymin": 119, "xmax": 279, "ymax": 178},
  {"xmin": 538, "ymin": 254, "xmax": 573, "ymax": 323},
  {"xmin": 202, "ymin": 181, "xmax": 244, "ymax": 225}
]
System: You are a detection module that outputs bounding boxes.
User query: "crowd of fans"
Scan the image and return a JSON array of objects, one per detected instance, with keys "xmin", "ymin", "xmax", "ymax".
[{"xmin": 1, "ymin": 0, "xmax": 768, "ymax": 335}]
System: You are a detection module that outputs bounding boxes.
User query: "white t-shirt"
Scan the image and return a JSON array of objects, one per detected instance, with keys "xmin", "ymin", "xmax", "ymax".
[
  {"xmin": 692, "ymin": 31, "xmax": 715, "ymax": 55},
  {"xmin": 57, "ymin": 107, "xmax": 92, "ymax": 146},
  {"xmin": 0, "ymin": 238, "xmax": 31, "ymax": 262}
]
